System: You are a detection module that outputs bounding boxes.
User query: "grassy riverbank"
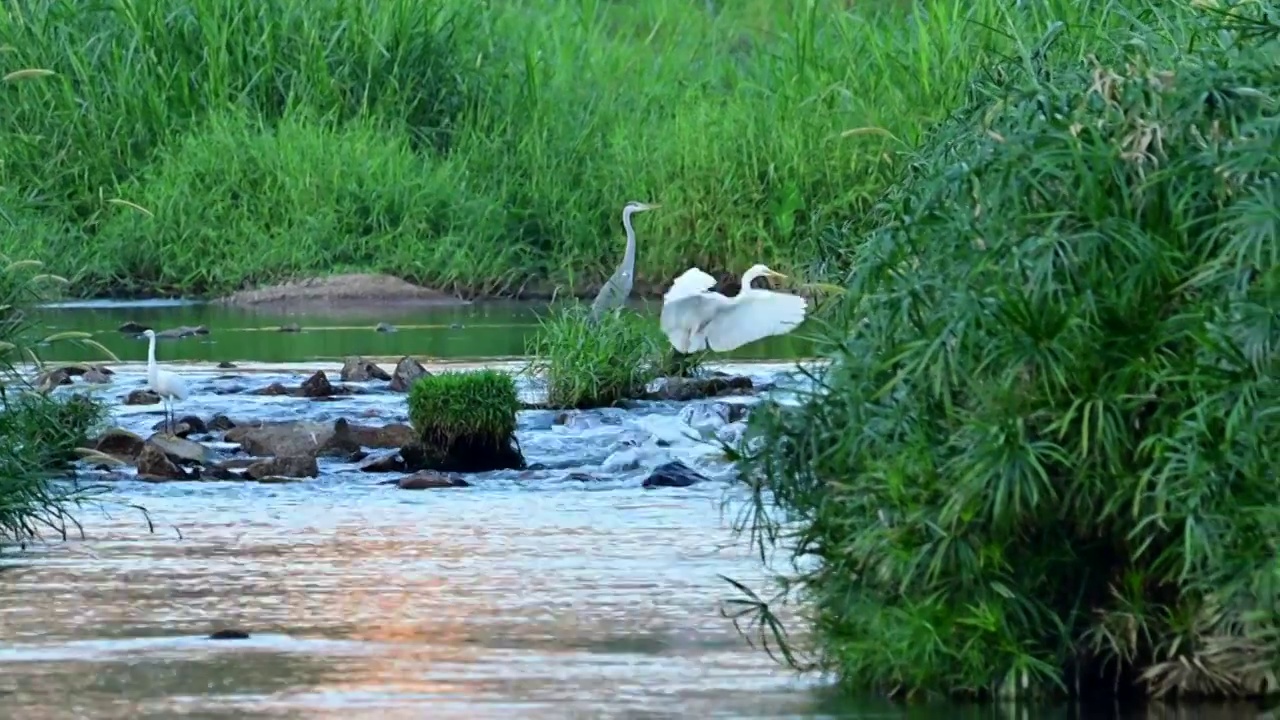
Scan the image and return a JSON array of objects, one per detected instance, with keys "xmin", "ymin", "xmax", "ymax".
[
  {"xmin": 3, "ymin": 0, "xmax": 1120, "ymax": 300},
  {"xmin": 734, "ymin": 0, "xmax": 1280, "ymax": 702}
]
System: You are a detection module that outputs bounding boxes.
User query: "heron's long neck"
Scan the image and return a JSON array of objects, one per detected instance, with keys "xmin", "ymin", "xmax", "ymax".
[
  {"xmin": 146, "ymin": 335, "xmax": 158, "ymax": 382},
  {"xmin": 620, "ymin": 209, "xmax": 637, "ymax": 277},
  {"xmin": 740, "ymin": 268, "xmax": 764, "ymax": 289}
]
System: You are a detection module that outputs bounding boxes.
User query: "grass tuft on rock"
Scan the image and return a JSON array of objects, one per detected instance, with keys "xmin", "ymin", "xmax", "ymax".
[
  {"xmin": 526, "ymin": 303, "xmax": 667, "ymax": 409},
  {"xmin": 732, "ymin": 2, "xmax": 1280, "ymax": 703},
  {"xmin": 407, "ymin": 369, "xmax": 524, "ymax": 472}
]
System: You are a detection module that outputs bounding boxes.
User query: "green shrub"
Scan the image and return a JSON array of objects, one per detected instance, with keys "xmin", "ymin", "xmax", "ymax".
[
  {"xmin": 81, "ymin": 110, "xmax": 523, "ymax": 296},
  {"xmin": 734, "ymin": 3, "xmax": 1280, "ymax": 702},
  {"xmin": 0, "ymin": 255, "xmax": 120, "ymax": 551},
  {"xmin": 406, "ymin": 370, "xmax": 524, "ymax": 472},
  {"xmin": 525, "ymin": 303, "xmax": 665, "ymax": 409}
]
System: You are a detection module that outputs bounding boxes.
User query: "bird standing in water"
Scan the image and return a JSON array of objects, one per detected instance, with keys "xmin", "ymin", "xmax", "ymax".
[
  {"xmin": 588, "ymin": 201, "xmax": 661, "ymax": 321},
  {"xmin": 142, "ymin": 329, "xmax": 190, "ymax": 433}
]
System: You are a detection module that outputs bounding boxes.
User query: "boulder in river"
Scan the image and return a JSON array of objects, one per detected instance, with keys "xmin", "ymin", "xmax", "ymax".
[
  {"xmin": 405, "ymin": 370, "xmax": 525, "ymax": 473},
  {"xmin": 135, "ymin": 442, "xmax": 193, "ymax": 481},
  {"xmin": 223, "ymin": 418, "xmax": 408, "ymax": 458},
  {"xmin": 246, "ymin": 455, "xmax": 318, "ymax": 480},
  {"xmin": 250, "ymin": 372, "xmax": 356, "ymax": 398},
  {"xmin": 642, "ymin": 460, "xmax": 709, "ymax": 488},
  {"xmin": 88, "ymin": 428, "xmax": 146, "ymax": 462},
  {"xmin": 359, "ymin": 451, "xmax": 407, "ymax": 473},
  {"xmin": 146, "ymin": 433, "xmax": 219, "ymax": 466},
  {"xmin": 154, "ymin": 325, "xmax": 209, "ymax": 339},
  {"xmin": 389, "ymin": 356, "xmax": 429, "ymax": 392},
  {"xmin": 647, "ymin": 375, "xmax": 754, "ymax": 402},
  {"xmin": 340, "ymin": 356, "xmax": 392, "ymax": 382},
  {"xmin": 124, "ymin": 389, "xmax": 162, "ymax": 405},
  {"xmin": 151, "ymin": 415, "xmax": 208, "ymax": 438}
]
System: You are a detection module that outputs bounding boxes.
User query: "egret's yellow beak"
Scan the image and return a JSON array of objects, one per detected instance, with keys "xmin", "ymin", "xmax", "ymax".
[
  {"xmin": 765, "ymin": 269, "xmax": 788, "ymax": 280},
  {"xmin": 641, "ymin": 203, "xmax": 661, "ymax": 211}
]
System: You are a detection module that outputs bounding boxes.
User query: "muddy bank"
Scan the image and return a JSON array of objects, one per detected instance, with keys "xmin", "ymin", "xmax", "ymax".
[{"xmin": 213, "ymin": 273, "xmax": 472, "ymax": 309}]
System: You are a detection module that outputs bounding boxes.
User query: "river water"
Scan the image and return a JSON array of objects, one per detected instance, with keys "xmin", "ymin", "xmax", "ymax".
[{"xmin": 2, "ymin": 303, "xmax": 1268, "ymax": 719}]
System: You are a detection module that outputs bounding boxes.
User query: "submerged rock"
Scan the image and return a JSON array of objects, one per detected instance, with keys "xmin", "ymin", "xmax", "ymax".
[
  {"xmin": 375, "ymin": 322, "xmax": 396, "ymax": 333},
  {"xmin": 245, "ymin": 455, "xmax": 318, "ymax": 480},
  {"xmin": 389, "ymin": 356, "xmax": 428, "ymax": 392},
  {"xmin": 117, "ymin": 321, "xmax": 149, "ymax": 334},
  {"xmin": 82, "ymin": 367, "xmax": 112, "ymax": 384},
  {"xmin": 207, "ymin": 414, "xmax": 237, "ymax": 432},
  {"xmin": 642, "ymin": 460, "xmax": 709, "ymax": 488},
  {"xmin": 124, "ymin": 389, "xmax": 161, "ymax": 406},
  {"xmin": 397, "ymin": 470, "xmax": 469, "ymax": 489},
  {"xmin": 208, "ymin": 629, "xmax": 250, "ymax": 640},
  {"xmin": 340, "ymin": 356, "xmax": 391, "ymax": 382},
  {"xmin": 217, "ymin": 361, "xmax": 238, "ymax": 369},
  {"xmin": 279, "ymin": 323, "xmax": 301, "ymax": 333},
  {"xmin": 359, "ymin": 451, "xmax": 407, "ymax": 473},
  {"xmin": 154, "ymin": 325, "xmax": 209, "ymax": 339},
  {"xmin": 299, "ymin": 370, "xmax": 336, "ymax": 398}
]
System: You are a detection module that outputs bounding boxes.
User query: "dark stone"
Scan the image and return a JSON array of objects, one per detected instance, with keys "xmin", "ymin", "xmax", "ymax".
[
  {"xmin": 217, "ymin": 361, "xmax": 237, "ymax": 369},
  {"xmin": 124, "ymin": 389, "xmax": 162, "ymax": 405},
  {"xmin": 647, "ymin": 376, "xmax": 754, "ymax": 402},
  {"xmin": 340, "ymin": 356, "xmax": 392, "ymax": 382},
  {"xmin": 397, "ymin": 471, "xmax": 469, "ymax": 489},
  {"xmin": 642, "ymin": 460, "xmax": 709, "ymax": 489},
  {"xmin": 245, "ymin": 455, "xmax": 319, "ymax": 480},
  {"xmin": 359, "ymin": 452, "xmax": 406, "ymax": 473},
  {"xmin": 401, "ymin": 435, "xmax": 525, "ymax": 474},
  {"xmin": 389, "ymin": 356, "xmax": 428, "ymax": 392},
  {"xmin": 208, "ymin": 629, "xmax": 250, "ymax": 640},
  {"xmin": 118, "ymin": 322, "xmax": 150, "ymax": 334},
  {"xmin": 207, "ymin": 414, "xmax": 236, "ymax": 432},
  {"xmin": 299, "ymin": 370, "xmax": 335, "ymax": 398}
]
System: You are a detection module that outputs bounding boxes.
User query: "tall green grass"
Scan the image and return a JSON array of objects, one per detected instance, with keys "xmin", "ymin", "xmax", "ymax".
[
  {"xmin": 0, "ymin": 0, "xmax": 1130, "ymax": 298},
  {"xmin": 730, "ymin": 0, "xmax": 1280, "ymax": 701}
]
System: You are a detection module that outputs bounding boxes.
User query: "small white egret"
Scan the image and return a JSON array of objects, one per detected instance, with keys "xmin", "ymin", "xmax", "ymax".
[
  {"xmin": 142, "ymin": 329, "xmax": 190, "ymax": 432},
  {"xmin": 659, "ymin": 264, "xmax": 807, "ymax": 353},
  {"xmin": 588, "ymin": 201, "xmax": 661, "ymax": 321}
]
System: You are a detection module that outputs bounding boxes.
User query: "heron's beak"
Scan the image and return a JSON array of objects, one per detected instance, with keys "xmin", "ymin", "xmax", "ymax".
[
  {"xmin": 765, "ymin": 270, "xmax": 788, "ymax": 280},
  {"xmin": 642, "ymin": 203, "xmax": 661, "ymax": 211}
]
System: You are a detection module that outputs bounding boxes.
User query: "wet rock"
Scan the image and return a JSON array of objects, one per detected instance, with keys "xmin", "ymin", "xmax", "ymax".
[
  {"xmin": 146, "ymin": 433, "xmax": 218, "ymax": 465},
  {"xmin": 565, "ymin": 472, "xmax": 599, "ymax": 482},
  {"xmin": 642, "ymin": 460, "xmax": 709, "ymax": 488},
  {"xmin": 246, "ymin": 455, "xmax": 318, "ymax": 480},
  {"xmin": 118, "ymin": 321, "xmax": 150, "ymax": 334},
  {"xmin": 388, "ymin": 356, "xmax": 428, "ymax": 392},
  {"xmin": 151, "ymin": 415, "xmax": 208, "ymax": 438},
  {"xmin": 648, "ymin": 376, "xmax": 754, "ymax": 402},
  {"xmin": 217, "ymin": 361, "xmax": 237, "ymax": 369},
  {"xmin": 397, "ymin": 471, "xmax": 469, "ymax": 489},
  {"xmin": 35, "ymin": 367, "xmax": 74, "ymax": 391},
  {"xmin": 82, "ymin": 367, "xmax": 112, "ymax": 384},
  {"xmin": 135, "ymin": 443, "xmax": 188, "ymax": 481},
  {"xmin": 207, "ymin": 414, "xmax": 236, "ymax": 432},
  {"xmin": 716, "ymin": 421, "xmax": 747, "ymax": 447},
  {"xmin": 89, "ymin": 428, "xmax": 145, "ymax": 461},
  {"xmin": 340, "ymin": 356, "xmax": 392, "ymax": 382},
  {"xmin": 155, "ymin": 325, "xmax": 209, "ymax": 339},
  {"xmin": 208, "ymin": 629, "xmax": 250, "ymax": 640},
  {"xmin": 375, "ymin": 322, "xmax": 396, "ymax": 333},
  {"xmin": 300, "ymin": 370, "xmax": 335, "ymax": 398},
  {"xmin": 279, "ymin": 323, "xmax": 300, "ymax": 332},
  {"xmin": 359, "ymin": 451, "xmax": 407, "ymax": 473},
  {"xmin": 346, "ymin": 422, "xmax": 415, "ymax": 449},
  {"xmin": 346, "ymin": 450, "xmax": 370, "ymax": 463},
  {"xmin": 553, "ymin": 411, "xmax": 572, "ymax": 425},
  {"xmin": 224, "ymin": 420, "xmax": 361, "ymax": 458},
  {"xmin": 124, "ymin": 389, "xmax": 162, "ymax": 405},
  {"xmin": 251, "ymin": 382, "xmax": 292, "ymax": 396}
]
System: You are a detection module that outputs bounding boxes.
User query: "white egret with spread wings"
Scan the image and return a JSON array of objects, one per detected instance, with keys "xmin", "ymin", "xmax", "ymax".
[{"xmin": 659, "ymin": 264, "xmax": 807, "ymax": 353}]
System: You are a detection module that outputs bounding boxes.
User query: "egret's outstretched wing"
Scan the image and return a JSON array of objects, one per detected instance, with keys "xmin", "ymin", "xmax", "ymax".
[
  {"xmin": 664, "ymin": 267, "xmax": 717, "ymax": 302},
  {"xmin": 660, "ymin": 292, "xmax": 729, "ymax": 353},
  {"xmin": 702, "ymin": 291, "xmax": 807, "ymax": 352}
]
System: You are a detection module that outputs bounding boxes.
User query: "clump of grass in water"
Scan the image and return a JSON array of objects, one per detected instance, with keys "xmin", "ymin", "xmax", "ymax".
[
  {"xmin": 525, "ymin": 303, "xmax": 672, "ymax": 409},
  {"xmin": 407, "ymin": 370, "xmax": 524, "ymax": 472},
  {"xmin": 727, "ymin": 2, "xmax": 1280, "ymax": 703}
]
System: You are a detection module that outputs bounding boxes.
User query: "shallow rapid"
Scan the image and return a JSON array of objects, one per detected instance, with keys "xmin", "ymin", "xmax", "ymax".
[{"xmin": 0, "ymin": 360, "xmax": 844, "ymax": 719}]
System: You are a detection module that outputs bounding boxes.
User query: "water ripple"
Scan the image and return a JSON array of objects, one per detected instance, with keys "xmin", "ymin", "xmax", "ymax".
[{"xmin": 0, "ymin": 362, "xmax": 842, "ymax": 719}]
